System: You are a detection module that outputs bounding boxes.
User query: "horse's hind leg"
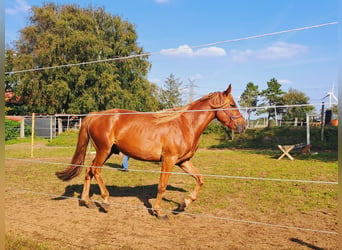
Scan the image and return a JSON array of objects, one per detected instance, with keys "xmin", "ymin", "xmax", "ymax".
[
  {"xmin": 178, "ymin": 160, "xmax": 203, "ymax": 211},
  {"xmin": 80, "ymin": 166, "xmax": 96, "ymax": 208},
  {"xmin": 91, "ymin": 151, "xmax": 112, "ymax": 209},
  {"xmin": 81, "ymin": 151, "xmax": 111, "ymax": 209}
]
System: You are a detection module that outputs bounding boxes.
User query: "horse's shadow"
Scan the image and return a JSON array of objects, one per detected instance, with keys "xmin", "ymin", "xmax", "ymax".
[{"xmin": 53, "ymin": 183, "xmax": 187, "ymax": 215}]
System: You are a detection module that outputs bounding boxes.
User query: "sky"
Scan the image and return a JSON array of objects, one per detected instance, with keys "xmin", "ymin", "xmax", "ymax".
[{"xmin": 5, "ymin": 0, "xmax": 339, "ymax": 111}]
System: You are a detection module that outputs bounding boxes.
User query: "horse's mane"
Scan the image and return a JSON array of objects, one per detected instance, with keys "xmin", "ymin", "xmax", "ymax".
[
  {"xmin": 153, "ymin": 91, "xmax": 225, "ymax": 124},
  {"xmin": 153, "ymin": 105, "xmax": 190, "ymax": 124}
]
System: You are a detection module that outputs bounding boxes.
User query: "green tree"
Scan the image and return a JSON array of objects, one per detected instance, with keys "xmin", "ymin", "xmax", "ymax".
[
  {"xmin": 239, "ymin": 82, "xmax": 259, "ymax": 127},
  {"xmin": 160, "ymin": 74, "xmax": 183, "ymax": 109},
  {"xmin": 5, "ymin": 49, "xmax": 22, "ymax": 114},
  {"xmin": 282, "ymin": 88, "xmax": 314, "ymax": 122},
  {"xmin": 259, "ymin": 78, "xmax": 285, "ymax": 127},
  {"xmin": 10, "ymin": 3, "xmax": 160, "ymax": 114}
]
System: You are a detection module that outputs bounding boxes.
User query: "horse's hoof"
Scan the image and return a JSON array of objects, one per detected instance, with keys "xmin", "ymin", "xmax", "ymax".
[
  {"xmin": 86, "ymin": 202, "xmax": 97, "ymax": 209},
  {"xmin": 155, "ymin": 214, "xmax": 169, "ymax": 220},
  {"xmin": 101, "ymin": 202, "xmax": 110, "ymax": 211},
  {"xmin": 178, "ymin": 202, "xmax": 186, "ymax": 212},
  {"xmin": 172, "ymin": 203, "xmax": 185, "ymax": 215}
]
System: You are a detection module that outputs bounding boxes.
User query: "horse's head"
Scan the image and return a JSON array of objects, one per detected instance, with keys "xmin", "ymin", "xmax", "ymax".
[{"xmin": 212, "ymin": 84, "xmax": 246, "ymax": 133}]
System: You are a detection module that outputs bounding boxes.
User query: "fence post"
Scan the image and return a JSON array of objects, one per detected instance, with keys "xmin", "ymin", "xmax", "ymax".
[
  {"xmin": 67, "ymin": 115, "xmax": 70, "ymax": 131},
  {"xmin": 58, "ymin": 118, "xmax": 63, "ymax": 135},
  {"xmin": 320, "ymin": 102, "xmax": 325, "ymax": 141},
  {"xmin": 31, "ymin": 113, "xmax": 35, "ymax": 158},
  {"xmin": 50, "ymin": 115, "xmax": 53, "ymax": 140},
  {"xmin": 20, "ymin": 117, "xmax": 25, "ymax": 138},
  {"xmin": 306, "ymin": 113, "xmax": 310, "ymax": 145}
]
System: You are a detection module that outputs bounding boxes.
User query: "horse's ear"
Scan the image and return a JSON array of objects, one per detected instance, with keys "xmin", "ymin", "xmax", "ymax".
[{"xmin": 223, "ymin": 84, "xmax": 232, "ymax": 96}]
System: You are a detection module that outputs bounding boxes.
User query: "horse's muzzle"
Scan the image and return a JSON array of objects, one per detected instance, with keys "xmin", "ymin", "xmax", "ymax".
[
  {"xmin": 233, "ymin": 117, "xmax": 246, "ymax": 133},
  {"xmin": 235, "ymin": 123, "xmax": 246, "ymax": 133}
]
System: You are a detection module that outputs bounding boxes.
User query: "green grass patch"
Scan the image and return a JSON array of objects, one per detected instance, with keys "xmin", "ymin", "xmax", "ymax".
[
  {"xmin": 46, "ymin": 130, "xmax": 79, "ymax": 147},
  {"xmin": 207, "ymin": 126, "xmax": 337, "ymax": 151},
  {"xmin": 5, "ymin": 233, "xmax": 51, "ymax": 250}
]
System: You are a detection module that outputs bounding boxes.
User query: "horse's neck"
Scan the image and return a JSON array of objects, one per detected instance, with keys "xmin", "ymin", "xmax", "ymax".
[{"xmin": 184, "ymin": 102, "xmax": 216, "ymax": 135}]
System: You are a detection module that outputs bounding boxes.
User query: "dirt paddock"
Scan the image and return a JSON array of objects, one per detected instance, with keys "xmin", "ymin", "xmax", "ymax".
[
  {"xmin": 5, "ymin": 189, "xmax": 338, "ymax": 249},
  {"xmin": 4, "ymin": 147, "xmax": 338, "ymax": 249}
]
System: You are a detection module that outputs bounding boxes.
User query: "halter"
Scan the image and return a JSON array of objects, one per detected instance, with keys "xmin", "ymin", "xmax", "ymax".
[
  {"xmin": 208, "ymin": 92, "xmax": 243, "ymax": 121},
  {"xmin": 221, "ymin": 109, "xmax": 243, "ymax": 120}
]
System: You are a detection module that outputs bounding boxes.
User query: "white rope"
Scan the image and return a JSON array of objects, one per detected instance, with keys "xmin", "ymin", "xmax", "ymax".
[
  {"xmin": 5, "ymin": 157, "xmax": 338, "ymax": 185},
  {"xmin": 21, "ymin": 103, "xmax": 326, "ymax": 117},
  {"xmin": 5, "ymin": 22, "xmax": 338, "ymax": 75},
  {"xmin": 5, "ymin": 187, "xmax": 338, "ymax": 235}
]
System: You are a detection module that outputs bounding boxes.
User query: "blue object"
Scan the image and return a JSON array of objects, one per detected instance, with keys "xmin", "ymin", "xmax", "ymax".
[{"xmin": 121, "ymin": 155, "xmax": 129, "ymax": 170}]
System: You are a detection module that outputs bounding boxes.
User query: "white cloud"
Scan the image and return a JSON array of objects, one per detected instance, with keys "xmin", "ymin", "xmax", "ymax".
[
  {"xmin": 257, "ymin": 42, "xmax": 308, "ymax": 60},
  {"xmin": 230, "ymin": 49, "xmax": 254, "ymax": 62},
  {"xmin": 160, "ymin": 44, "xmax": 226, "ymax": 57},
  {"xmin": 189, "ymin": 74, "xmax": 203, "ymax": 81},
  {"xmin": 161, "ymin": 45, "xmax": 193, "ymax": 56},
  {"xmin": 6, "ymin": 0, "xmax": 30, "ymax": 15},
  {"xmin": 149, "ymin": 78, "xmax": 162, "ymax": 84},
  {"xmin": 230, "ymin": 42, "xmax": 308, "ymax": 62},
  {"xmin": 278, "ymin": 79, "xmax": 292, "ymax": 85},
  {"xmin": 195, "ymin": 47, "xmax": 226, "ymax": 57}
]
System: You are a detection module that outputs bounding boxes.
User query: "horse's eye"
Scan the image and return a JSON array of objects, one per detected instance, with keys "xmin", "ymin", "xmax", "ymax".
[{"xmin": 230, "ymin": 103, "xmax": 236, "ymax": 108}]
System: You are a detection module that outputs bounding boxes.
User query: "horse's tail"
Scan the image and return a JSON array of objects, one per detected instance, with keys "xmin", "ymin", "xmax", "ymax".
[{"xmin": 55, "ymin": 117, "xmax": 91, "ymax": 181}]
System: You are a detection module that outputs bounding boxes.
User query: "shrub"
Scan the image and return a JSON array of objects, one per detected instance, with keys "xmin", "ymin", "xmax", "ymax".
[{"xmin": 5, "ymin": 118, "xmax": 31, "ymax": 141}]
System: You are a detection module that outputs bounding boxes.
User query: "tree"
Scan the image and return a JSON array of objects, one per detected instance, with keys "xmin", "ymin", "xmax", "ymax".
[
  {"xmin": 9, "ymin": 3, "xmax": 160, "ymax": 114},
  {"xmin": 5, "ymin": 49, "xmax": 23, "ymax": 114},
  {"xmin": 282, "ymin": 88, "xmax": 314, "ymax": 121},
  {"xmin": 239, "ymin": 82, "xmax": 259, "ymax": 127},
  {"xmin": 259, "ymin": 78, "xmax": 285, "ymax": 126},
  {"xmin": 160, "ymin": 74, "xmax": 183, "ymax": 109}
]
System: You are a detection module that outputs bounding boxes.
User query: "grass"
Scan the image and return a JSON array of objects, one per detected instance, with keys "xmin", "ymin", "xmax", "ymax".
[
  {"xmin": 5, "ymin": 128, "xmax": 338, "ymax": 248},
  {"xmin": 5, "ymin": 233, "xmax": 50, "ymax": 250},
  {"xmin": 214, "ymin": 126, "xmax": 338, "ymax": 151}
]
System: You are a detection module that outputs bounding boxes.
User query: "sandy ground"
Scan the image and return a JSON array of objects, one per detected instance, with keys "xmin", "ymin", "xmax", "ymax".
[
  {"xmin": 4, "ymin": 145, "xmax": 338, "ymax": 249},
  {"xmin": 5, "ymin": 181, "xmax": 338, "ymax": 249}
]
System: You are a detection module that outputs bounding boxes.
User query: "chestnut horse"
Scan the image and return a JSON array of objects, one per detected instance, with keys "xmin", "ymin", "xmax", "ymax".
[{"xmin": 56, "ymin": 84, "xmax": 246, "ymax": 218}]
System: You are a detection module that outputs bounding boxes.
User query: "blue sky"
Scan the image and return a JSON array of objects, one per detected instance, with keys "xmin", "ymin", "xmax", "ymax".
[{"xmin": 5, "ymin": 0, "xmax": 339, "ymax": 110}]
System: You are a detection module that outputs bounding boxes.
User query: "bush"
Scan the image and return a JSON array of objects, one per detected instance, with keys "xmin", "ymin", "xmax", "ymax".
[
  {"xmin": 5, "ymin": 118, "xmax": 31, "ymax": 141},
  {"xmin": 211, "ymin": 126, "xmax": 337, "ymax": 151},
  {"xmin": 204, "ymin": 120, "xmax": 226, "ymax": 134},
  {"xmin": 5, "ymin": 119, "xmax": 21, "ymax": 141}
]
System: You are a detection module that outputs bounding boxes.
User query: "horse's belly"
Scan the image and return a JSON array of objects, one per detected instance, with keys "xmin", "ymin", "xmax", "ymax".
[{"xmin": 117, "ymin": 139, "xmax": 163, "ymax": 162}]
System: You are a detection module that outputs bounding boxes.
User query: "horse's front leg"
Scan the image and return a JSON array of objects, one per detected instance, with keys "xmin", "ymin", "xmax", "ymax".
[
  {"xmin": 153, "ymin": 157, "xmax": 175, "ymax": 219},
  {"xmin": 178, "ymin": 160, "xmax": 203, "ymax": 211}
]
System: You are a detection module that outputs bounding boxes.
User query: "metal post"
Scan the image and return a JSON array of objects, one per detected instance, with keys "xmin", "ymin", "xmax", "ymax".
[
  {"xmin": 58, "ymin": 118, "xmax": 63, "ymax": 135},
  {"xmin": 50, "ymin": 116, "xmax": 53, "ymax": 140},
  {"xmin": 320, "ymin": 102, "xmax": 325, "ymax": 141},
  {"xmin": 20, "ymin": 117, "xmax": 25, "ymax": 138},
  {"xmin": 306, "ymin": 113, "xmax": 310, "ymax": 145},
  {"xmin": 67, "ymin": 115, "xmax": 70, "ymax": 131}
]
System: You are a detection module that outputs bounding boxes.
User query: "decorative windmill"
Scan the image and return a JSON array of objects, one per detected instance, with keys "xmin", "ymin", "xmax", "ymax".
[{"xmin": 322, "ymin": 83, "xmax": 338, "ymax": 109}]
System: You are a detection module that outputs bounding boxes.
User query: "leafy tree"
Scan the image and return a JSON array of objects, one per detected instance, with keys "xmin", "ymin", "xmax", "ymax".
[
  {"xmin": 5, "ymin": 49, "xmax": 23, "ymax": 114},
  {"xmin": 160, "ymin": 73, "xmax": 183, "ymax": 109},
  {"xmin": 282, "ymin": 88, "xmax": 314, "ymax": 121},
  {"xmin": 9, "ymin": 3, "xmax": 160, "ymax": 114},
  {"xmin": 259, "ymin": 78, "xmax": 285, "ymax": 126},
  {"xmin": 239, "ymin": 82, "xmax": 259, "ymax": 127}
]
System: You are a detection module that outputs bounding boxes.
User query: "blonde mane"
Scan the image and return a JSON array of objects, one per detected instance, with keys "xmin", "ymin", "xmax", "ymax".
[
  {"xmin": 153, "ymin": 105, "xmax": 190, "ymax": 124},
  {"xmin": 153, "ymin": 92, "xmax": 226, "ymax": 124}
]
